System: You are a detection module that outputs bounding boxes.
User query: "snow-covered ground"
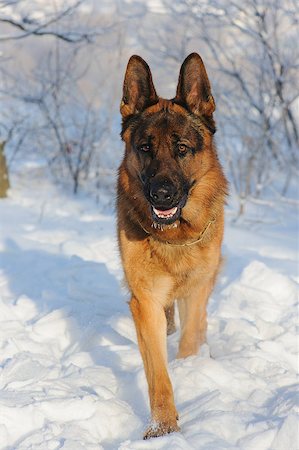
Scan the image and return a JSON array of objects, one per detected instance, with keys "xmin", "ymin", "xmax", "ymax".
[{"xmin": 0, "ymin": 166, "xmax": 298, "ymax": 450}]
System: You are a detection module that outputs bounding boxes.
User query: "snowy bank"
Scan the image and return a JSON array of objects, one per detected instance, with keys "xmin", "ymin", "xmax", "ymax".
[{"xmin": 0, "ymin": 169, "xmax": 298, "ymax": 449}]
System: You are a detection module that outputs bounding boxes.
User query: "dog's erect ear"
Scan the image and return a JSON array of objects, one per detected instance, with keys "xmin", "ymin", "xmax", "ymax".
[
  {"xmin": 175, "ymin": 53, "xmax": 215, "ymax": 118},
  {"xmin": 120, "ymin": 55, "xmax": 158, "ymax": 118}
]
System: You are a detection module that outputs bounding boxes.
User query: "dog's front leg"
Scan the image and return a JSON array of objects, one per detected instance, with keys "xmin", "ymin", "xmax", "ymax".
[{"xmin": 130, "ymin": 295, "xmax": 180, "ymax": 439}]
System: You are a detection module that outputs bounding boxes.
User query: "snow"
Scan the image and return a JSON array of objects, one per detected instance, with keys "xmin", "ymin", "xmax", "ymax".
[{"xmin": 0, "ymin": 166, "xmax": 298, "ymax": 449}]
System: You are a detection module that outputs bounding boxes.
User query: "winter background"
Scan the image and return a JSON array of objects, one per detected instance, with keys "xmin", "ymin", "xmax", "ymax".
[{"xmin": 0, "ymin": 0, "xmax": 298, "ymax": 449}]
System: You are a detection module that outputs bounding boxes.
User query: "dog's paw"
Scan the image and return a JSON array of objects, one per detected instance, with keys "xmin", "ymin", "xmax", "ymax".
[{"xmin": 143, "ymin": 420, "xmax": 180, "ymax": 439}]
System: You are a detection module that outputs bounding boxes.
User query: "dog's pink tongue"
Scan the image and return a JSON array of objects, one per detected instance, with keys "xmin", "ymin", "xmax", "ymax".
[{"xmin": 153, "ymin": 206, "xmax": 178, "ymax": 217}]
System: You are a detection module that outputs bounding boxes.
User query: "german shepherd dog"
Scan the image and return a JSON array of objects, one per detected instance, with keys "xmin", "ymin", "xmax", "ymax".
[{"xmin": 117, "ymin": 53, "xmax": 228, "ymax": 439}]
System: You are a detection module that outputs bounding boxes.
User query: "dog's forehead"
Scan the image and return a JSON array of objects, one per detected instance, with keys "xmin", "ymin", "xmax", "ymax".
[{"xmin": 133, "ymin": 110, "xmax": 194, "ymax": 140}]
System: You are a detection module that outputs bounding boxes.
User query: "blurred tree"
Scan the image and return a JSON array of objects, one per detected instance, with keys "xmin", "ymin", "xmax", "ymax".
[
  {"xmin": 156, "ymin": 0, "xmax": 299, "ymax": 214},
  {"xmin": 0, "ymin": 141, "xmax": 9, "ymax": 197},
  {"xmin": 0, "ymin": 0, "xmax": 115, "ymax": 194},
  {"xmin": 0, "ymin": 0, "xmax": 298, "ymax": 211},
  {"xmin": 0, "ymin": 0, "xmax": 99, "ymax": 43}
]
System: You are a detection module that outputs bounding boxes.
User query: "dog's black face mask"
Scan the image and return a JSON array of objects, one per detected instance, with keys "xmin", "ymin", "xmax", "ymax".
[{"xmin": 130, "ymin": 110, "xmax": 201, "ymax": 225}]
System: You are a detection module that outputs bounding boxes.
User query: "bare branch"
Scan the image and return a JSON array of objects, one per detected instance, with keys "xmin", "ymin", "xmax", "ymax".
[{"xmin": 0, "ymin": 0, "xmax": 103, "ymax": 42}]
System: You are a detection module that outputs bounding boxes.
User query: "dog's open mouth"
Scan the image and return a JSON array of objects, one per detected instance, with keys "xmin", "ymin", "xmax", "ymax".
[
  {"xmin": 153, "ymin": 206, "xmax": 178, "ymax": 219},
  {"xmin": 151, "ymin": 205, "xmax": 181, "ymax": 225}
]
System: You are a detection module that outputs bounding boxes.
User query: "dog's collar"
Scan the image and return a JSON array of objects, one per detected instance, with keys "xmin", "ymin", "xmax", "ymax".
[{"xmin": 137, "ymin": 217, "xmax": 216, "ymax": 247}]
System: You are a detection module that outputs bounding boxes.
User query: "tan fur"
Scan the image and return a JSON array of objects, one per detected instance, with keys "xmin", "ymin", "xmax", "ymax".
[{"xmin": 117, "ymin": 53, "xmax": 228, "ymax": 439}]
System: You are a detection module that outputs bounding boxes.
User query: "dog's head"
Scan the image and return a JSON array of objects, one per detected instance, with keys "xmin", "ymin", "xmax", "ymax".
[{"xmin": 120, "ymin": 53, "xmax": 217, "ymax": 227}]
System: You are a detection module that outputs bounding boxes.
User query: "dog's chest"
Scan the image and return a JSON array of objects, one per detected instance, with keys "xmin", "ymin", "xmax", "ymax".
[
  {"xmin": 153, "ymin": 243, "xmax": 209, "ymax": 278},
  {"xmin": 151, "ymin": 242, "xmax": 216, "ymax": 293}
]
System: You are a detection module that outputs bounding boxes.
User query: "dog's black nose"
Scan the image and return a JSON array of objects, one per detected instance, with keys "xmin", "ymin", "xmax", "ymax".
[{"xmin": 149, "ymin": 180, "xmax": 177, "ymax": 207}]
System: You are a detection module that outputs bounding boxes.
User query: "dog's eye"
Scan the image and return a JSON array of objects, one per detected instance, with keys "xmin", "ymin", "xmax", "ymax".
[
  {"xmin": 178, "ymin": 143, "xmax": 188, "ymax": 156},
  {"xmin": 138, "ymin": 144, "xmax": 151, "ymax": 152}
]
